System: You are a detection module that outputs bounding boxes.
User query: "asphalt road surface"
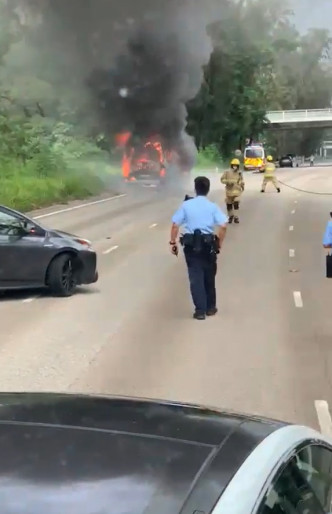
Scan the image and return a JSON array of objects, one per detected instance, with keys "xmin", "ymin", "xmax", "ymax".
[{"xmin": 0, "ymin": 166, "xmax": 331, "ymax": 430}]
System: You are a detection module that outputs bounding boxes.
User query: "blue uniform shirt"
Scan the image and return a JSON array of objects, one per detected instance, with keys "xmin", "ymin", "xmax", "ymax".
[
  {"xmin": 172, "ymin": 195, "xmax": 228, "ymax": 234},
  {"xmin": 323, "ymin": 220, "xmax": 332, "ymax": 246}
]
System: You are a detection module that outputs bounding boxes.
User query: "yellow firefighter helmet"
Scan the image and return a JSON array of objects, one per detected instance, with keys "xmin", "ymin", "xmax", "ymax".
[
  {"xmin": 267, "ymin": 155, "xmax": 273, "ymax": 162},
  {"xmin": 231, "ymin": 158, "xmax": 240, "ymax": 167}
]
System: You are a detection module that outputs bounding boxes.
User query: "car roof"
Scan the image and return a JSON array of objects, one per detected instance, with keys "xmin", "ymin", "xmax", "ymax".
[
  {"xmin": 0, "ymin": 204, "xmax": 29, "ymax": 217},
  {"xmin": 0, "ymin": 393, "xmax": 286, "ymax": 514}
]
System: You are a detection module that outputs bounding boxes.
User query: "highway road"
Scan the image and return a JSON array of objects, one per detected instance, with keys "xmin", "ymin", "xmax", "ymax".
[{"xmin": 0, "ymin": 166, "xmax": 331, "ymax": 430}]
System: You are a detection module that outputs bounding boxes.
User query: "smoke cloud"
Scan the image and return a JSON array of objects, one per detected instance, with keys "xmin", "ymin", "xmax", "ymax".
[{"xmin": 22, "ymin": 0, "xmax": 227, "ymax": 170}]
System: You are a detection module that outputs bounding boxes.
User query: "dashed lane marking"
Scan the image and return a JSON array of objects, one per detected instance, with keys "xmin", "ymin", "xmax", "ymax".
[
  {"xmin": 289, "ymin": 249, "xmax": 295, "ymax": 258},
  {"xmin": 291, "ymin": 209, "xmax": 296, "ymax": 214},
  {"xmin": 293, "ymin": 291, "xmax": 303, "ymax": 308},
  {"xmin": 289, "ymin": 225, "xmax": 294, "ymax": 231},
  {"xmin": 34, "ymin": 194, "xmax": 127, "ymax": 220},
  {"xmin": 103, "ymin": 245, "xmax": 119, "ymax": 255},
  {"xmin": 149, "ymin": 223, "xmax": 158, "ymax": 228},
  {"xmin": 294, "ymin": 200, "xmax": 298, "ymax": 204},
  {"xmin": 315, "ymin": 400, "xmax": 332, "ymax": 437},
  {"xmin": 22, "ymin": 296, "xmax": 39, "ymax": 304}
]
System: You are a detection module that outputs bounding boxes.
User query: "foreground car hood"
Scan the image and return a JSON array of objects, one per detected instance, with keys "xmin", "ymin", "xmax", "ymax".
[
  {"xmin": 48, "ymin": 229, "xmax": 79, "ymax": 239},
  {"xmin": 0, "ymin": 393, "xmax": 284, "ymax": 514}
]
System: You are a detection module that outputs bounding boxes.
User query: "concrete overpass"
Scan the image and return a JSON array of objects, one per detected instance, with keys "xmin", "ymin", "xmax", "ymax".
[{"xmin": 266, "ymin": 108, "xmax": 332, "ymax": 129}]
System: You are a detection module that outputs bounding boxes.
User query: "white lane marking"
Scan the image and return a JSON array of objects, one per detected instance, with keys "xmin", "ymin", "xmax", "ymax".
[
  {"xmin": 293, "ymin": 291, "xmax": 303, "ymax": 308},
  {"xmin": 34, "ymin": 194, "xmax": 127, "ymax": 220},
  {"xmin": 289, "ymin": 225, "xmax": 294, "ymax": 231},
  {"xmin": 149, "ymin": 223, "xmax": 158, "ymax": 229},
  {"xmin": 22, "ymin": 296, "xmax": 39, "ymax": 304},
  {"xmin": 294, "ymin": 200, "xmax": 298, "ymax": 204},
  {"xmin": 291, "ymin": 209, "xmax": 296, "ymax": 214},
  {"xmin": 315, "ymin": 400, "xmax": 332, "ymax": 436},
  {"xmin": 103, "ymin": 245, "xmax": 119, "ymax": 255},
  {"xmin": 289, "ymin": 249, "xmax": 295, "ymax": 258}
]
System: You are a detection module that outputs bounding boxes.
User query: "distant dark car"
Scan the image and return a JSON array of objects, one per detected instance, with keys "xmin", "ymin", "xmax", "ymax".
[
  {"xmin": 0, "ymin": 393, "xmax": 331, "ymax": 513},
  {"xmin": 0, "ymin": 205, "xmax": 98, "ymax": 296},
  {"xmin": 279, "ymin": 154, "xmax": 294, "ymax": 168}
]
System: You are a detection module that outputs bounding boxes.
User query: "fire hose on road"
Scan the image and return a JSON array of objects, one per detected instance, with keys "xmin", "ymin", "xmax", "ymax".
[{"xmin": 277, "ymin": 179, "xmax": 332, "ymax": 196}]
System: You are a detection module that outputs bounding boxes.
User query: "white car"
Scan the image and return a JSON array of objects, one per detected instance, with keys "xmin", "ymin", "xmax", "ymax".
[{"xmin": 0, "ymin": 394, "xmax": 331, "ymax": 513}]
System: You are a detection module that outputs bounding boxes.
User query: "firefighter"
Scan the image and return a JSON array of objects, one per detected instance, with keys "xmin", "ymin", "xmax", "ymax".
[
  {"xmin": 220, "ymin": 158, "xmax": 245, "ymax": 224},
  {"xmin": 261, "ymin": 155, "xmax": 280, "ymax": 193}
]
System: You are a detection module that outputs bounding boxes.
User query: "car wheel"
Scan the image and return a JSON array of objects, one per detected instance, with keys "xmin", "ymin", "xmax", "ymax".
[{"xmin": 47, "ymin": 253, "xmax": 77, "ymax": 297}]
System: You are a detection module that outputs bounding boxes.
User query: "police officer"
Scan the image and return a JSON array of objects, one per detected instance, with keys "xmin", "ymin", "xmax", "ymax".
[
  {"xmin": 261, "ymin": 155, "xmax": 281, "ymax": 193},
  {"xmin": 220, "ymin": 158, "xmax": 245, "ymax": 224},
  {"xmin": 323, "ymin": 212, "xmax": 332, "ymax": 277},
  {"xmin": 323, "ymin": 212, "xmax": 332, "ymax": 248},
  {"xmin": 170, "ymin": 176, "xmax": 228, "ymax": 320}
]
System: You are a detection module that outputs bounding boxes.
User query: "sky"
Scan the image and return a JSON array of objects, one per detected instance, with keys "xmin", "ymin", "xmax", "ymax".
[{"xmin": 294, "ymin": 0, "xmax": 332, "ymax": 31}]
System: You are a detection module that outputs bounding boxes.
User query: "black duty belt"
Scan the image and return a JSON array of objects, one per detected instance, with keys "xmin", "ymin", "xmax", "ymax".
[{"xmin": 180, "ymin": 229, "xmax": 219, "ymax": 254}]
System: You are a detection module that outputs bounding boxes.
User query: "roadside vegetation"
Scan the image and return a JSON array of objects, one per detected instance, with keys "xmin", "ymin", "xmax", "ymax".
[
  {"xmin": 0, "ymin": 116, "xmax": 120, "ymax": 211},
  {"xmin": 0, "ymin": 2, "xmax": 121, "ymax": 211},
  {"xmin": 0, "ymin": 0, "xmax": 331, "ymax": 209},
  {"xmin": 195, "ymin": 145, "xmax": 224, "ymax": 170}
]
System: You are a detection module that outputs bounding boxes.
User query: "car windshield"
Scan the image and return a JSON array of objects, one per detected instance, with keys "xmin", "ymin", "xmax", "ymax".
[
  {"xmin": 0, "ymin": 211, "xmax": 18, "ymax": 225},
  {"xmin": 133, "ymin": 145, "xmax": 160, "ymax": 163},
  {"xmin": 245, "ymin": 147, "xmax": 263, "ymax": 158},
  {"xmin": 0, "ymin": 210, "xmax": 22, "ymax": 235}
]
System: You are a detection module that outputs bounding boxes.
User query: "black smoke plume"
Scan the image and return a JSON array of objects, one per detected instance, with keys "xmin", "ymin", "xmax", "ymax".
[{"xmin": 23, "ymin": 0, "xmax": 227, "ymax": 169}]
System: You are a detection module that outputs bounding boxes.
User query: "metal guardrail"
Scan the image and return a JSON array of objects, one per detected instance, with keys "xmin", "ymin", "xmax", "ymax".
[{"xmin": 266, "ymin": 108, "xmax": 332, "ymax": 123}]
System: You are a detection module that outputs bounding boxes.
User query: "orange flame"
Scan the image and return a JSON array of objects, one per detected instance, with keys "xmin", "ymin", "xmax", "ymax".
[
  {"xmin": 145, "ymin": 141, "xmax": 163, "ymax": 164},
  {"xmin": 116, "ymin": 132, "xmax": 131, "ymax": 147},
  {"xmin": 122, "ymin": 147, "xmax": 134, "ymax": 178}
]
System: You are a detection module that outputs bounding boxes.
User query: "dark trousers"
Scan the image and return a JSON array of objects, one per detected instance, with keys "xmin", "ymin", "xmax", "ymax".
[{"xmin": 184, "ymin": 247, "xmax": 217, "ymax": 314}]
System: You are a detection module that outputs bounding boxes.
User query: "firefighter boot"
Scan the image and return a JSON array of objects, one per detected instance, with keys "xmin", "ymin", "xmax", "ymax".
[
  {"xmin": 226, "ymin": 203, "xmax": 233, "ymax": 223},
  {"xmin": 233, "ymin": 201, "xmax": 240, "ymax": 223}
]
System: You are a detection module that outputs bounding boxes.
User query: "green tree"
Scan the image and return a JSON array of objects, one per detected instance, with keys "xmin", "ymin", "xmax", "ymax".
[{"xmin": 188, "ymin": 0, "xmax": 332, "ymax": 159}]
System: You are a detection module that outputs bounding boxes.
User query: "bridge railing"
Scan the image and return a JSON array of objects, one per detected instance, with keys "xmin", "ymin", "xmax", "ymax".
[{"xmin": 266, "ymin": 108, "xmax": 332, "ymax": 123}]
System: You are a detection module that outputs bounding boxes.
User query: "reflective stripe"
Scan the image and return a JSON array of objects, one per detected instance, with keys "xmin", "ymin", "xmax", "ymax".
[
  {"xmin": 212, "ymin": 425, "xmax": 332, "ymax": 514},
  {"xmin": 264, "ymin": 164, "xmax": 276, "ymax": 177}
]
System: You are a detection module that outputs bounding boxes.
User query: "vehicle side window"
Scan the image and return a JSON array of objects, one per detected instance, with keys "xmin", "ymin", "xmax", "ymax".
[
  {"xmin": 257, "ymin": 451, "xmax": 327, "ymax": 514},
  {"xmin": 296, "ymin": 445, "xmax": 332, "ymax": 512}
]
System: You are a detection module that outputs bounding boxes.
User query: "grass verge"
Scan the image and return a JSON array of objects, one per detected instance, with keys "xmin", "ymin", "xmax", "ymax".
[{"xmin": 0, "ymin": 159, "xmax": 122, "ymax": 212}]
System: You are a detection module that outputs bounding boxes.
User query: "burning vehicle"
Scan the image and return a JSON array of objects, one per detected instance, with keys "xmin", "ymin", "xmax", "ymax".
[{"xmin": 117, "ymin": 133, "xmax": 170, "ymax": 184}]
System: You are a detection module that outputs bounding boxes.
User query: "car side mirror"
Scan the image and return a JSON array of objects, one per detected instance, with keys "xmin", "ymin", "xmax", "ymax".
[
  {"xmin": 27, "ymin": 225, "xmax": 43, "ymax": 236},
  {"xmin": 20, "ymin": 221, "xmax": 43, "ymax": 236}
]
